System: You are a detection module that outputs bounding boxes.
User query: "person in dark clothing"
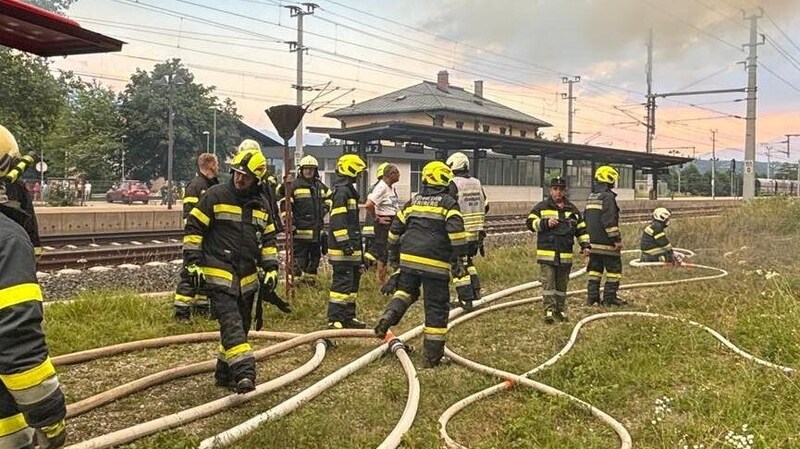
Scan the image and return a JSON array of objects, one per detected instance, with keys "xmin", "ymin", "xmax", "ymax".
[
  {"xmin": 1, "ymin": 150, "xmax": 42, "ymax": 260},
  {"xmin": 0, "ymin": 124, "xmax": 67, "ymax": 449},
  {"xmin": 326, "ymin": 154, "xmax": 368, "ymax": 329},
  {"xmin": 374, "ymin": 161, "xmax": 468, "ymax": 367},
  {"xmin": 640, "ymin": 207, "xmax": 681, "ymax": 264},
  {"xmin": 583, "ymin": 165, "xmax": 626, "ymax": 306},
  {"xmin": 173, "ymin": 153, "xmax": 219, "ymax": 322},
  {"xmin": 182, "ymin": 148, "xmax": 278, "ymax": 394},
  {"xmin": 526, "ymin": 177, "xmax": 590, "ymax": 323}
]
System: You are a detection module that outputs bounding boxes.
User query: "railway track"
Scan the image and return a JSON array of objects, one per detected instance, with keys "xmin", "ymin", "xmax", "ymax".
[{"xmin": 38, "ymin": 207, "xmax": 727, "ymax": 271}]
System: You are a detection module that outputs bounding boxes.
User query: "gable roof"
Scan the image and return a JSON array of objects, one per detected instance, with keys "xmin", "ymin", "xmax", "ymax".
[{"xmin": 325, "ymin": 81, "xmax": 552, "ymax": 128}]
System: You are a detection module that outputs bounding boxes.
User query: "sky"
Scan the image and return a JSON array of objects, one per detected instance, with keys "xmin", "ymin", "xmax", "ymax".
[{"xmin": 53, "ymin": 0, "xmax": 800, "ymax": 161}]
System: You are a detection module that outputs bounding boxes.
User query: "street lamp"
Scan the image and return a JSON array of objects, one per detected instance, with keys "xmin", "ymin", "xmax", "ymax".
[
  {"xmin": 668, "ymin": 150, "xmax": 682, "ymax": 194},
  {"xmin": 211, "ymin": 106, "xmax": 218, "ymax": 158},
  {"xmin": 120, "ymin": 134, "xmax": 127, "ymax": 182},
  {"xmin": 154, "ymin": 73, "xmax": 185, "ymax": 210},
  {"xmin": 203, "ymin": 131, "xmax": 210, "ymax": 153}
]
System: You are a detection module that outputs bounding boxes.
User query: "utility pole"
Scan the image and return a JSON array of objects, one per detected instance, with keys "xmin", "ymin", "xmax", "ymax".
[
  {"xmin": 786, "ymin": 134, "xmax": 800, "ymax": 195},
  {"xmin": 742, "ymin": 9, "xmax": 764, "ymax": 199},
  {"xmin": 711, "ymin": 130, "xmax": 717, "ymax": 199},
  {"xmin": 645, "ymin": 29, "xmax": 656, "ymax": 199},
  {"xmin": 212, "ymin": 107, "xmax": 217, "ymax": 158},
  {"xmin": 286, "ymin": 3, "xmax": 317, "ymax": 167},
  {"xmin": 561, "ymin": 75, "xmax": 580, "ymax": 143}
]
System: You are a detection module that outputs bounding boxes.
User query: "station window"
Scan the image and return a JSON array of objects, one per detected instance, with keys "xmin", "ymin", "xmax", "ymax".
[
  {"xmin": 475, "ymin": 157, "xmax": 539, "ymax": 186},
  {"xmin": 520, "ymin": 130, "xmax": 527, "ymax": 138},
  {"xmin": 618, "ymin": 165, "xmax": 633, "ymax": 188},
  {"xmin": 410, "ymin": 160, "xmax": 424, "ymax": 193},
  {"xmin": 474, "ymin": 120, "xmax": 480, "ymax": 131},
  {"xmin": 482, "ymin": 124, "xmax": 490, "ymax": 133},
  {"xmin": 455, "ymin": 121, "xmax": 464, "ymax": 129},
  {"xmin": 433, "ymin": 114, "xmax": 444, "ymax": 127},
  {"xmin": 499, "ymin": 127, "xmax": 507, "ymax": 135}
]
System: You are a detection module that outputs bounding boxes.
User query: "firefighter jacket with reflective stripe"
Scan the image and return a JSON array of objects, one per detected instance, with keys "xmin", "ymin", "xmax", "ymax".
[
  {"xmin": 361, "ymin": 181, "xmax": 380, "ymax": 238},
  {"xmin": 527, "ymin": 196, "xmax": 590, "ymax": 266},
  {"xmin": 583, "ymin": 184, "xmax": 621, "ymax": 256},
  {"xmin": 327, "ymin": 176, "xmax": 362, "ymax": 265},
  {"xmin": 388, "ymin": 185, "xmax": 468, "ymax": 280},
  {"xmin": 2, "ymin": 181, "xmax": 41, "ymax": 255},
  {"xmin": 0, "ymin": 213, "xmax": 66, "ymax": 430},
  {"xmin": 183, "ymin": 181, "xmax": 278, "ymax": 295},
  {"xmin": 448, "ymin": 175, "xmax": 489, "ymax": 240},
  {"xmin": 277, "ymin": 176, "xmax": 331, "ymax": 242},
  {"xmin": 640, "ymin": 220, "xmax": 673, "ymax": 257},
  {"xmin": 261, "ymin": 174, "xmax": 283, "ymax": 234},
  {"xmin": 182, "ymin": 173, "xmax": 218, "ymax": 219}
]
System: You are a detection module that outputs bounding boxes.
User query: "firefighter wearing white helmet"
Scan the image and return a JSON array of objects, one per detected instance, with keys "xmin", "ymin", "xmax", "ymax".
[
  {"xmin": 583, "ymin": 165, "xmax": 626, "ymax": 306},
  {"xmin": 445, "ymin": 151, "xmax": 489, "ymax": 309},
  {"xmin": 276, "ymin": 154, "xmax": 331, "ymax": 284},
  {"xmin": 640, "ymin": 207, "xmax": 679, "ymax": 264},
  {"xmin": 0, "ymin": 125, "xmax": 67, "ymax": 449}
]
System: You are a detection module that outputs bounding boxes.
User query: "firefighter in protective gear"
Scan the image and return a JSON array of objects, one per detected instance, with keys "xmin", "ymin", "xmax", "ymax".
[
  {"xmin": 0, "ymin": 128, "xmax": 67, "ymax": 449},
  {"xmin": 173, "ymin": 153, "xmax": 219, "ymax": 322},
  {"xmin": 277, "ymin": 155, "xmax": 331, "ymax": 284},
  {"xmin": 0, "ymin": 125, "xmax": 42, "ymax": 260},
  {"xmin": 527, "ymin": 177, "xmax": 590, "ymax": 323},
  {"xmin": 327, "ymin": 154, "xmax": 368, "ymax": 329},
  {"xmin": 640, "ymin": 207, "xmax": 677, "ymax": 263},
  {"xmin": 183, "ymin": 148, "xmax": 278, "ymax": 394},
  {"xmin": 445, "ymin": 151, "xmax": 489, "ymax": 309},
  {"xmin": 584, "ymin": 165, "xmax": 626, "ymax": 306},
  {"xmin": 239, "ymin": 139, "xmax": 283, "ymax": 235},
  {"xmin": 374, "ymin": 161, "xmax": 468, "ymax": 367},
  {"xmin": 362, "ymin": 162, "xmax": 389, "ymax": 266}
]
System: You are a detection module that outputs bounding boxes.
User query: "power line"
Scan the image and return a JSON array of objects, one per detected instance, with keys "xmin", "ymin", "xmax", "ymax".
[
  {"xmin": 759, "ymin": 61, "xmax": 800, "ymax": 94},
  {"xmin": 764, "ymin": 12, "xmax": 800, "ymax": 55},
  {"xmin": 640, "ymin": 0, "xmax": 744, "ymax": 52}
]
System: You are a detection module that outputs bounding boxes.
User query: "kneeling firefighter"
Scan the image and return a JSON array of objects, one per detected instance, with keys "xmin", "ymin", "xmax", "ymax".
[
  {"xmin": 0, "ymin": 125, "xmax": 67, "ymax": 448},
  {"xmin": 375, "ymin": 161, "xmax": 468, "ymax": 367},
  {"xmin": 640, "ymin": 207, "xmax": 680, "ymax": 264},
  {"xmin": 182, "ymin": 148, "xmax": 279, "ymax": 394}
]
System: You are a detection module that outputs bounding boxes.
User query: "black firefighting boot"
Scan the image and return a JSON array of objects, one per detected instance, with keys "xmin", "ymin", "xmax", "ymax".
[
  {"xmin": 374, "ymin": 310, "xmax": 400, "ymax": 339},
  {"xmin": 586, "ymin": 279, "xmax": 602, "ymax": 306},
  {"xmin": 343, "ymin": 302, "xmax": 367, "ymax": 329},
  {"xmin": 601, "ymin": 281, "xmax": 628, "ymax": 306},
  {"xmin": 214, "ymin": 359, "xmax": 235, "ymax": 390},
  {"xmin": 544, "ymin": 308, "xmax": 556, "ymax": 325},
  {"xmin": 35, "ymin": 419, "xmax": 66, "ymax": 449},
  {"xmin": 421, "ymin": 336, "xmax": 445, "ymax": 368},
  {"xmin": 554, "ymin": 296, "xmax": 568, "ymax": 322},
  {"xmin": 174, "ymin": 305, "xmax": 191, "ymax": 324}
]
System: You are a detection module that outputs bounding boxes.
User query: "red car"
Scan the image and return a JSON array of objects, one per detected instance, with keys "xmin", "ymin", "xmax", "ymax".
[{"xmin": 106, "ymin": 181, "xmax": 151, "ymax": 204}]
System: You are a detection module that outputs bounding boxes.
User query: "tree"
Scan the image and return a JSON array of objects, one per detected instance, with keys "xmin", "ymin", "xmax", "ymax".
[
  {"xmin": 119, "ymin": 59, "xmax": 241, "ymax": 182},
  {"xmin": 322, "ymin": 137, "xmax": 340, "ymax": 146}
]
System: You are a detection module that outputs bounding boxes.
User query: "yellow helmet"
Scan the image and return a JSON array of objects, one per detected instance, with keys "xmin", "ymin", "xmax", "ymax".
[
  {"xmin": 422, "ymin": 160, "xmax": 453, "ymax": 187},
  {"xmin": 298, "ymin": 155, "xmax": 318, "ymax": 168},
  {"xmin": 594, "ymin": 165, "xmax": 619, "ymax": 184},
  {"xmin": 376, "ymin": 162, "xmax": 389, "ymax": 179},
  {"xmin": 336, "ymin": 154, "xmax": 366, "ymax": 177},
  {"xmin": 230, "ymin": 149, "xmax": 268, "ymax": 181},
  {"xmin": 446, "ymin": 151, "xmax": 469, "ymax": 172},
  {"xmin": 238, "ymin": 139, "xmax": 261, "ymax": 153},
  {"xmin": 0, "ymin": 125, "xmax": 21, "ymax": 179}
]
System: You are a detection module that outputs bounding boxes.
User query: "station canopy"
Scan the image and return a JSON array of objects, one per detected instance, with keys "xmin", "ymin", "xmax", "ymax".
[
  {"xmin": 0, "ymin": 0, "xmax": 123, "ymax": 56},
  {"xmin": 308, "ymin": 122, "xmax": 692, "ymax": 169}
]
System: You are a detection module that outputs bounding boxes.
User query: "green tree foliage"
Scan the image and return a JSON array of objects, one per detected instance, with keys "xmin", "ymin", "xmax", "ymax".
[{"xmin": 119, "ymin": 59, "xmax": 241, "ymax": 182}]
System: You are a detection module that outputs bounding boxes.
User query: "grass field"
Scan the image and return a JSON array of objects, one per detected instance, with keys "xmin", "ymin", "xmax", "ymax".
[{"xmin": 45, "ymin": 197, "xmax": 800, "ymax": 448}]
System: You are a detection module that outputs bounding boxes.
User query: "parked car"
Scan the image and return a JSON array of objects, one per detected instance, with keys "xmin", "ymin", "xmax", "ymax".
[{"xmin": 106, "ymin": 181, "xmax": 151, "ymax": 204}]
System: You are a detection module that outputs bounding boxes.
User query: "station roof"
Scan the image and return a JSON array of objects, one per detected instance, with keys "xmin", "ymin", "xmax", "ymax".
[
  {"xmin": 0, "ymin": 0, "xmax": 124, "ymax": 56},
  {"xmin": 325, "ymin": 81, "xmax": 552, "ymax": 128},
  {"xmin": 308, "ymin": 122, "xmax": 692, "ymax": 169},
  {"xmin": 238, "ymin": 121, "xmax": 281, "ymax": 148}
]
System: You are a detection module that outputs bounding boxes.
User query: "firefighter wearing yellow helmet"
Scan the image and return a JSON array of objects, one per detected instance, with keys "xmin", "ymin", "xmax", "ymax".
[
  {"xmin": 276, "ymin": 154, "xmax": 331, "ymax": 284},
  {"xmin": 327, "ymin": 153, "xmax": 368, "ymax": 329},
  {"xmin": 375, "ymin": 160, "xmax": 468, "ymax": 367},
  {"xmin": 0, "ymin": 125, "xmax": 42, "ymax": 259},
  {"xmin": 583, "ymin": 165, "xmax": 626, "ymax": 306},
  {"xmin": 0, "ymin": 124, "xmax": 67, "ymax": 449},
  {"xmin": 182, "ymin": 147, "xmax": 279, "ymax": 393}
]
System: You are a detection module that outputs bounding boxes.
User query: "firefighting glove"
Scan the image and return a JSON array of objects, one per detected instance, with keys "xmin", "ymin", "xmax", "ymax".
[
  {"xmin": 320, "ymin": 232, "xmax": 329, "ymax": 255},
  {"xmin": 380, "ymin": 269, "xmax": 401, "ymax": 296},
  {"xmin": 478, "ymin": 231, "xmax": 487, "ymax": 257},
  {"xmin": 451, "ymin": 257, "xmax": 468, "ymax": 279},
  {"xmin": 387, "ymin": 246, "xmax": 400, "ymax": 268},
  {"xmin": 262, "ymin": 268, "xmax": 279, "ymax": 293},
  {"xmin": 342, "ymin": 244, "xmax": 355, "ymax": 257},
  {"xmin": 261, "ymin": 289, "xmax": 292, "ymax": 314},
  {"xmin": 185, "ymin": 264, "xmax": 205, "ymax": 289}
]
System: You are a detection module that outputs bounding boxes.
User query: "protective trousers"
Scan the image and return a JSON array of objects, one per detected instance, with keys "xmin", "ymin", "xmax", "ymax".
[
  {"xmin": 327, "ymin": 265, "xmax": 361, "ymax": 323},
  {"xmin": 211, "ymin": 290, "xmax": 256, "ymax": 387},
  {"xmin": 292, "ymin": 239, "xmax": 322, "ymax": 280},
  {"xmin": 454, "ymin": 243, "xmax": 481, "ymax": 302},
  {"xmin": 539, "ymin": 264, "xmax": 570, "ymax": 313},
  {"xmin": 586, "ymin": 254, "xmax": 622, "ymax": 304},
  {"xmin": 173, "ymin": 270, "xmax": 210, "ymax": 319},
  {"xmin": 381, "ymin": 271, "xmax": 449, "ymax": 366}
]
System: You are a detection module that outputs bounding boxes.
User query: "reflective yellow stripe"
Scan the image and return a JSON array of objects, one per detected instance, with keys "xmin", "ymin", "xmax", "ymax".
[
  {"xmin": 606, "ymin": 272, "xmax": 622, "ymax": 279},
  {"xmin": 347, "ymin": 199, "xmax": 357, "ymax": 208},
  {"xmin": 537, "ymin": 250, "xmax": 556, "ymax": 256},
  {"xmin": 261, "ymin": 246, "xmax": 278, "ymax": 255},
  {"xmin": 225, "ymin": 343, "xmax": 252, "ymax": 360},
  {"xmin": 202, "ymin": 267, "xmax": 233, "ymax": 280},
  {"xmin": 183, "ymin": 196, "xmax": 199, "ymax": 204},
  {"xmin": 423, "ymin": 326, "xmax": 447, "ymax": 335},
  {"xmin": 331, "ymin": 207, "xmax": 347, "ymax": 216},
  {"xmin": 449, "ymin": 231, "xmax": 469, "ymax": 241},
  {"xmin": 445, "ymin": 209, "xmax": 462, "ymax": 220},
  {"xmin": 0, "ymin": 413, "xmax": 27, "ymax": 436},
  {"xmin": 34, "ymin": 246, "xmax": 43, "ymax": 256},
  {"xmin": 296, "ymin": 229, "xmax": 314, "ymax": 236},
  {"xmin": 183, "ymin": 235, "xmax": 203, "ymax": 245},
  {"xmin": 240, "ymin": 273, "xmax": 259, "ymax": 287},
  {"xmin": 332, "ymin": 229, "xmax": 348, "ymax": 237},
  {"xmin": 644, "ymin": 226, "xmax": 654, "ymax": 236},
  {"xmin": 213, "ymin": 204, "xmax": 243, "ymax": 215},
  {"xmin": 653, "ymin": 232, "xmax": 666, "ymax": 239},
  {"xmin": 1, "ymin": 358, "xmax": 55, "ymax": 391},
  {"xmin": 400, "ymin": 253, "xmax": 450, "ymax": 269},
  {"xmin": 408, "ymin": 205, "xmax": 448, "ymax": 216},
  {"xmin": 0, "ymin": 283, "xmax": 43, "ymax": 310},
  {"xmin": 294, "ymin": 188, "xmax": 311, "ymax": 195},
  {"xmin": 190, "ymin": 208, "xmax": 211, "ymax": 226},
  {"xmin": 253, "ymin": 210, "xmax": 268, "ymax": 220},
  {"xmin": 330, "ymin": 291, "xmax": 349, "ymax": 300},
  {"xmin": 585, "ymin": 204, "xmax": 602, "ymax": 210}
]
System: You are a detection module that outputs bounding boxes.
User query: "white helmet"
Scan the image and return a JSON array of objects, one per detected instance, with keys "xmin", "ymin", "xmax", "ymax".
[
  {"xmin": 298, "ymin": 155, "xmax": 318, "ymax": 168},
  {"xmin": 653, "ymin": 207, "xmax": 671, "ymax": 221},
  {"xmin": 446, "ymin": 152, "xmax": 469, "ymax": 172}
]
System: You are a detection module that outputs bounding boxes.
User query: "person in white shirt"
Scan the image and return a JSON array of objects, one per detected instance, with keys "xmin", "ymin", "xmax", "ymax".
[
  {"xmin": 84, "ymin": 181, "xmax": 92, "ymax": 203},
  {"xmin": 365, "ymin": 164, "xmax": 400, "ymax": 284}
]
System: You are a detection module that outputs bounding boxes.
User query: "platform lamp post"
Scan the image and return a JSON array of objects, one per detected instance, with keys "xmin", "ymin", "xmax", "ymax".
[
  {"xmin": 667, "ymin": 150, "xmax": 681, "ymax": 194},
  {"xmin": 120, "ymin": 134, "xmax": 127, "ymax": 182},
  {"xmin": 155, "ymin": 73, "xmax": 185, "ymax": 210},
  {"xmin": 266, "ymin": 104, "xmax": 307, "ymax": 299},
  {"xmin": 203, "ymin": 131, "xmax": 210, "ymax": 154}
]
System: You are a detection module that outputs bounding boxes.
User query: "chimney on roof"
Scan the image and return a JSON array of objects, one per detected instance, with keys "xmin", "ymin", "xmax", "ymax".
[
  {"xmin": 474, "ymin": 80, "xmax": 484, "ymax": 98},
  {"xmin": 437, "ymin": 70, "xmax": 449, "ymax": 91}
]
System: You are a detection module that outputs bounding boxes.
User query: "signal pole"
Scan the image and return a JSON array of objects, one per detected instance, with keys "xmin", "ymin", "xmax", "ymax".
[
  {"xmin": 742, "ymin": 9, "xmax": 764, "ymax": 199},
  {"xmin": 286, "ymin": 3, "xmax": 317, "ymax": 167},
  {"xmin": 711, "ymin": 130, "xmax": 717, "ymax": 199},
  {"xmin": 645, "ymin": 29, "xmax": 656, "ymax": 198},
  {"xmin": 561, "ymin": 75, "xmax": 580, "ymax": 143}
]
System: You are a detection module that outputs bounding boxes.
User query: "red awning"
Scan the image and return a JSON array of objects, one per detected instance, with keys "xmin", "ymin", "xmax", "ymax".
[{"xmin": 0, "ymin": 0, "xmax": 123, "ymax": 56}]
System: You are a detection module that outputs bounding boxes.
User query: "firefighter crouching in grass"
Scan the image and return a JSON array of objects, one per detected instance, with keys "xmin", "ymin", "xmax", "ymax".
[
  {"xmin": 0, "ymin": 125, "xmax": 67, "ymax": 448},
  {"xmin": 182, "ymin": 149, "xmax": 279, "ymax": 394},
  {"xmin": 640, "ymin": 207, "xmax": 682, "ymax": 265},
  {"xmin": 374, "ymin": 161, "xmax": 468, "ymax": 368},
  {"xmin": 526, "ymin": 176, "xmax": 590, "ymax": 323}
]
